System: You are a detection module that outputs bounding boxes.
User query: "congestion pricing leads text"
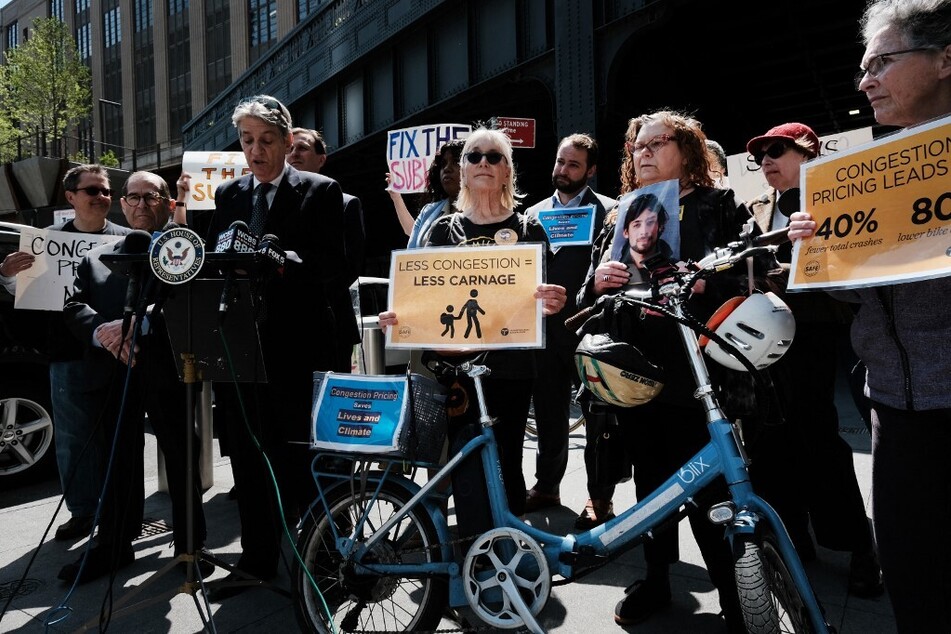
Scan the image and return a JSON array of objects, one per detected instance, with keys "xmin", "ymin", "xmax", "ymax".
[
  {"xmin": 910, "ymin": 192, "xmax": 951, "ymax": 225},
  {"xmin": 815, "ymin": 209, "xmax": 879, "ymax": 240}
]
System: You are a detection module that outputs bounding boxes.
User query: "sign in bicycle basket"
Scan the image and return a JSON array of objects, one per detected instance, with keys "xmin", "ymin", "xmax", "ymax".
[{"xmin": 311, "ymin": 372, "xmax": 448, "ymax": 464}]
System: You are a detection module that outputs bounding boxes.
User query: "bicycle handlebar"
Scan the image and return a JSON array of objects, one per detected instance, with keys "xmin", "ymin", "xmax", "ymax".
[{"xmin": 563, "ymin": 226, "xmax": 789, "ymax": 333}]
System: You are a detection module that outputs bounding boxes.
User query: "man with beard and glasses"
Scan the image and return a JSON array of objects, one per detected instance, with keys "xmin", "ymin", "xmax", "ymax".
[{"xmin": 524, "ymin": 134, "xmax": 615, "ymax": 514}]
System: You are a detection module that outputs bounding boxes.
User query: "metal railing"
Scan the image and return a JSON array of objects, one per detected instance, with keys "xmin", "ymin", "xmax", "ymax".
[{"xmin": 0, "ymin": 129, "xmax": 182, "ymax": 171}]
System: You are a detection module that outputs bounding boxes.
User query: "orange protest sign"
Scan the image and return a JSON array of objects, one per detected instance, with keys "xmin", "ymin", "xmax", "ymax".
[
  {"xmin": 789, "ymin": 115, "xmax": 951, "ymax": 290},
  {"xmin": 386, "ymin": 244, "xmax": 544, "ymax": 349}
]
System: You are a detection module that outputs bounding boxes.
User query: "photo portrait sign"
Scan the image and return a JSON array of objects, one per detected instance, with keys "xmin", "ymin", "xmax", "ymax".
[
  {"xmin": 789, "ymin": 115, "xmax": 951, "ymax": 290},
  {"xmin": 385, "ymin": 123, "xmax": 471, "ymax": 194},
  {"xmin": 2, "ymin": 224, "xmax": 123, "ymax": 311},
  {"xmin": 610, "ymin": 179, "xmax": 681, "ymax": 263},
  {"xmin": 181, "ymin": 151, "xmax": 251, "ymax": 210},
  {"xmin": 387, "ymin": 243, "xmax": 544, "ymax": 350}
]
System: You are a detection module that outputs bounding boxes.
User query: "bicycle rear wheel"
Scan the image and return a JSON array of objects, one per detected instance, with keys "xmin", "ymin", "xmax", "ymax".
[
  {"xmin": 734, "ymin": 530, "xmax": 816, "ymax": 633},
  {"xmin": 293, "ymin": 479, "xmax": 448, "ymax": 633}
]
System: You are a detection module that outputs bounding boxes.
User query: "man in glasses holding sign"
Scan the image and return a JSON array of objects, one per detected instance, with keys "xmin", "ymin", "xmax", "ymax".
[{"xmin": 788, "ymin": 0, "xmax": 951, "ymax": 629}]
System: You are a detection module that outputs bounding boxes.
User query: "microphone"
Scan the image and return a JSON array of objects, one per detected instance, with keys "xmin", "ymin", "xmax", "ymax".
[
  {"xmin": 256, "ymin": 233, "xmax": 286, "ymax": 276},
  {"xmin": 121, "ymin": 230, "xmax": 154, "ymax": 337},
  {"xmin": 218, "ymin": 220, "xmax": 258, "ymax": 321},
  {"xmin": 214, "ymin": 220, "xmax": 257, "ymax": 254}
]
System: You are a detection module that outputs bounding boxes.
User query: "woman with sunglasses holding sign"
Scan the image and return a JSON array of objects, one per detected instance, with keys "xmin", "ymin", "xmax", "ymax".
[
  {"xmin": 576, "ymin": 110, "xmax": 755, "ymax": 630},
  {"xmin": 379, "ymin": 127, "xmax": 566, "ymax": 530},
  {"xmin": 744, "ymin": 122, "xmax": 884, "ymax": 598},
  {"xmin": 788, "ymin": 1, "xmax": 951, "ymax": 630}
]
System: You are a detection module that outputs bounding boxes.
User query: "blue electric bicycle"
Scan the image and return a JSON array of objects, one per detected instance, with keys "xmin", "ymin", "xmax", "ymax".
[{"xmin": 292, "ymin": 231, "xmax": 833, "ymax": 634}]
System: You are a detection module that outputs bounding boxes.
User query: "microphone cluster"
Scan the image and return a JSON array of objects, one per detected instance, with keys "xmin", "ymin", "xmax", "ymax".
[{"xmin": 213, "ymin": 221, "xmax": 286, "ymax": 320}]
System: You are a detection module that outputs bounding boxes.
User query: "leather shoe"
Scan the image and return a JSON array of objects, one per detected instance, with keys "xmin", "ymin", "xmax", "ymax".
[
  {"xmin": 574, "ymin": 499, "xmax": 614, "ymax": 530},
  {"xmin": 54, "ymin": 515, "xmax": 95, "ymax": 542},
  {"xmin": 524, "ymin": 489, "xmax": 560, "ymax": 513},
  {"xmin": 58, "ymin": 544, "xmax": 134, "ymax": 584},
  {"xmin": 849, "ymin": 549, "xmax": 884, "ymax": 598},
  {"xmin": 614, "ymin": 578, "xmax": 672, "ymax": 625}
]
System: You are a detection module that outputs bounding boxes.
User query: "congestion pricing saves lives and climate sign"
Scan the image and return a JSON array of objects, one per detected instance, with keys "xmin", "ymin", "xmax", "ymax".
[
  {"xmin": 386, "ymin": 243, "xmax": 544, "ymax": 350},
  {"xmin": 789, "ymin": 114, "xmax": 951, "ymax": 290}
]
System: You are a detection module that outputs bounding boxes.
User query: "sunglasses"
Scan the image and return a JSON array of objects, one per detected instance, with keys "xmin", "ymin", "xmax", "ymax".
[
  {"xmin": 71, "ymin": 186, "xmax": 113, "ymax": 197},
  {"xmin": 465, "ymin": 150, "xmax": 505, "ymax": 165},
  {"xmin": 753, "ymin": 143, "xmax": 791, "ymax": 166}
]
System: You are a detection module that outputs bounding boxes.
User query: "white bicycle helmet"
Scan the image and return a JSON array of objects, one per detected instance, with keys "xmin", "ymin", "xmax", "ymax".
[
  {"xmin": 574, "ymin": 333, "xmax": 664, "ymax": 407},
  {"xmin": 700, "ymin": 292, "xmax": 795, "ymax": 371}
]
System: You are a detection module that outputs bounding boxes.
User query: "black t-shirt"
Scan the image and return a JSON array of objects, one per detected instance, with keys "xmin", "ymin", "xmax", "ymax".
[{"xmin": 425, "ymin": 212, "xmax": 550, "ymax": 379}]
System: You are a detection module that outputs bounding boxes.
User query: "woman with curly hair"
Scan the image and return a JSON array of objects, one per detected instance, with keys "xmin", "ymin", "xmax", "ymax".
[{"xmin": 577, "ymin": 110, "xmax": 752, "ymax": 631}]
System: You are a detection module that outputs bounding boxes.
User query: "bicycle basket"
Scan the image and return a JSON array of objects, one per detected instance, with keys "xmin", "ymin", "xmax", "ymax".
[{"xmin": 311, "ymin": 372, "xmax": 448, "ymax": 465}]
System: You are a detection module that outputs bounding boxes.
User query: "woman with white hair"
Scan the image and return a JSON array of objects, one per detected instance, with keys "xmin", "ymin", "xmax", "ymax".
[{"xmin": 380, "ymin": 127, "xmax": 566, "ymax": 526}]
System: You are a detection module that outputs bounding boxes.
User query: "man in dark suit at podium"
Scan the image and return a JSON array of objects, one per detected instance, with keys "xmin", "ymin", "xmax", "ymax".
[{"xmin": 203, "ymin": 95, "xmax": 352, "ymax": 597}]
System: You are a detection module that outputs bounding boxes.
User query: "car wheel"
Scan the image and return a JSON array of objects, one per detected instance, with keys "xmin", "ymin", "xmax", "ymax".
[{"xmin": 0, "ymin": 388, "xmax": 56, "ymax": 486}]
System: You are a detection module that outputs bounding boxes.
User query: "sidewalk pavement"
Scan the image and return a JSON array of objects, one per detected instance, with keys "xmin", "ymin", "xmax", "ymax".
[{"xmin": 0, "ymin": 403, "xmax": 895, "ymax": 633}]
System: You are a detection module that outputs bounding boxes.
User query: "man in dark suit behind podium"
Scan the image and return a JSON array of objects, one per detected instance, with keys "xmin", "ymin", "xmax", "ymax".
[{"xmin": 203, "ymin": 95, "xmax": 353, "ymax": 597}]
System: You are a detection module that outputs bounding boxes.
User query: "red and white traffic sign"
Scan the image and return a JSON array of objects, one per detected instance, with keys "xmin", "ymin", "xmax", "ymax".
[{"xmin": 496, "ymin": 117, "xmax": 536, "ymax": 149}]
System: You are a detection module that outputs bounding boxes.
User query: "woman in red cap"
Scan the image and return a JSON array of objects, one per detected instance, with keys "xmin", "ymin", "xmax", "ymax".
[{"xmin": 744, "ymin": 122, "xmax": 884, "ymax": 598}]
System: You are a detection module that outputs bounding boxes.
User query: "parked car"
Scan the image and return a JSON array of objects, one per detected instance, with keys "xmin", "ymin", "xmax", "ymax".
[{"xmin": 0, "ymin": 224, "xmax": 56, "ymax": 487}]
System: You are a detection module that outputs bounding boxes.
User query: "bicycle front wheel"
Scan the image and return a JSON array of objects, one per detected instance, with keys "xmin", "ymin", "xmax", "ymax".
[
  {"xmin": 293, "ymin": 479, "xmax": 448, "ymax": 633},
  {"xmin": 734, "ymin": 531, "xmax": 816, "ymax": 633}
]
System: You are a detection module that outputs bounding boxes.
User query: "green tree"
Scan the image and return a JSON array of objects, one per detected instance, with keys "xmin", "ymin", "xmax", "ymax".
[{"xmin": 0, "ymin": 17, "xmax": 90, "ymax": 159}]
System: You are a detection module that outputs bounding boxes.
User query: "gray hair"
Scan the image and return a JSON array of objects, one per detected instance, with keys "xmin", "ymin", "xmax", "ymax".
[
  {"xmin": 861, "ymin": 0, "xmax": 951, "ymax": 48},
  {"xmin": 232, "ymin": 95, "xmax": 293, "ymax": 137}
]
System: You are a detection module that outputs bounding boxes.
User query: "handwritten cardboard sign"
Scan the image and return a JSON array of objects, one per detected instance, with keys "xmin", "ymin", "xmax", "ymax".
[
  {"xmin": 181, "ymin": 151, "xmax": 252, "ymax": 210},
  {"xmin": 789, "ymin": 115, "xmax": 951, "ymax": 290},
  {"xmin": 387, "ymin": 244, "xmax": 544, "ymax": 349},
  {"xmin": 7, "ymin": 225, "xmax": 123, "ymax": 311},
  {"xmin": 386, "ymin": 124, "xmax": 471, "ymax": 194}
]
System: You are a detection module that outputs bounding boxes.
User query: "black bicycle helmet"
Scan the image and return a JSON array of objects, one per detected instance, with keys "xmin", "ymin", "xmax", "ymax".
[{"xmin": 574, "ymin": 333, "xmax": 664, "ymax": 407}]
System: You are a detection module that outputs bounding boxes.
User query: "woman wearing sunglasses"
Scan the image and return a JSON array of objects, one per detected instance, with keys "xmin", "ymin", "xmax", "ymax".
[
  {"xmin": 380, "ymin": 127, "xmax": 566, "ymax": 528},
  {"xmin": 576, "ymin": 110, "xmax": 753, "ymax": 631},
  {"xmin": 744, "ymin": 122, "xmax": 884, "ymax": 597}
]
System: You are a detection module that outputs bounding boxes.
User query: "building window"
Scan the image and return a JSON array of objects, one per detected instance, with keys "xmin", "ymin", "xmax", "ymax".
[
  {"xmin": 205, "ymin": 0, "xmax": 231, "ymax": 97},
  {"xmin": 6, "ymin": 22, "xmax": 18, "ymax": 50},
  {"xmin": 50, "ymin": 0, "xmax": 65, "ymax": 21},
  {"xmin": 249, "ymin": 0, "xmax": 276, "ymax": 63},
  {"xmin": 75, "ymin": 23, "xmax": 90, "ymax": 61},
  {"xmin": 133, "ymin": 0, "xmax": 155, "ymax": 147},
  {"xmin": 134, "ymin": 0, "xmax": 153, "ymax": 32},
  {"xmin": 75, "ymin": 0, "xmax": 89, "ymax": 13},
  {"xmin": 297, "ymin": 0, "xmax": 325, "ymax": 21},
  {"xmin": 103, "ymin": 7, "xmax": 120, "ymax": 47},
  {"xmin": 101, "ymin": 1, "xmax": 123, "ymax": 157},
  {"xmin": 167, "ymin": 0, "xmax": 192, "ymax": 139}
]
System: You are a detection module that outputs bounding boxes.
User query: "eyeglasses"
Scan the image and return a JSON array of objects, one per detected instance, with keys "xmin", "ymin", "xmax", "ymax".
[
  {"xmin": 753, "ymin": 143, "xmax": 791, "ymax": 166},
  {"xmin": 854, "ymin": 47, "xmax": 937, "ymax": 89},
  {"xmin": 630, "ymin": 134, "xmax": 675, "ymax": 156},
  {"xmin": 464, "ymin": 150, "xmax": 505, "ymax": 165},
  {"xmin": 122, "ymin": 193, "xmax": 168, "ymax": 207},
  {"xmin": 71, "ymin": 186, "xmax": 113, "ymax": 197}
]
